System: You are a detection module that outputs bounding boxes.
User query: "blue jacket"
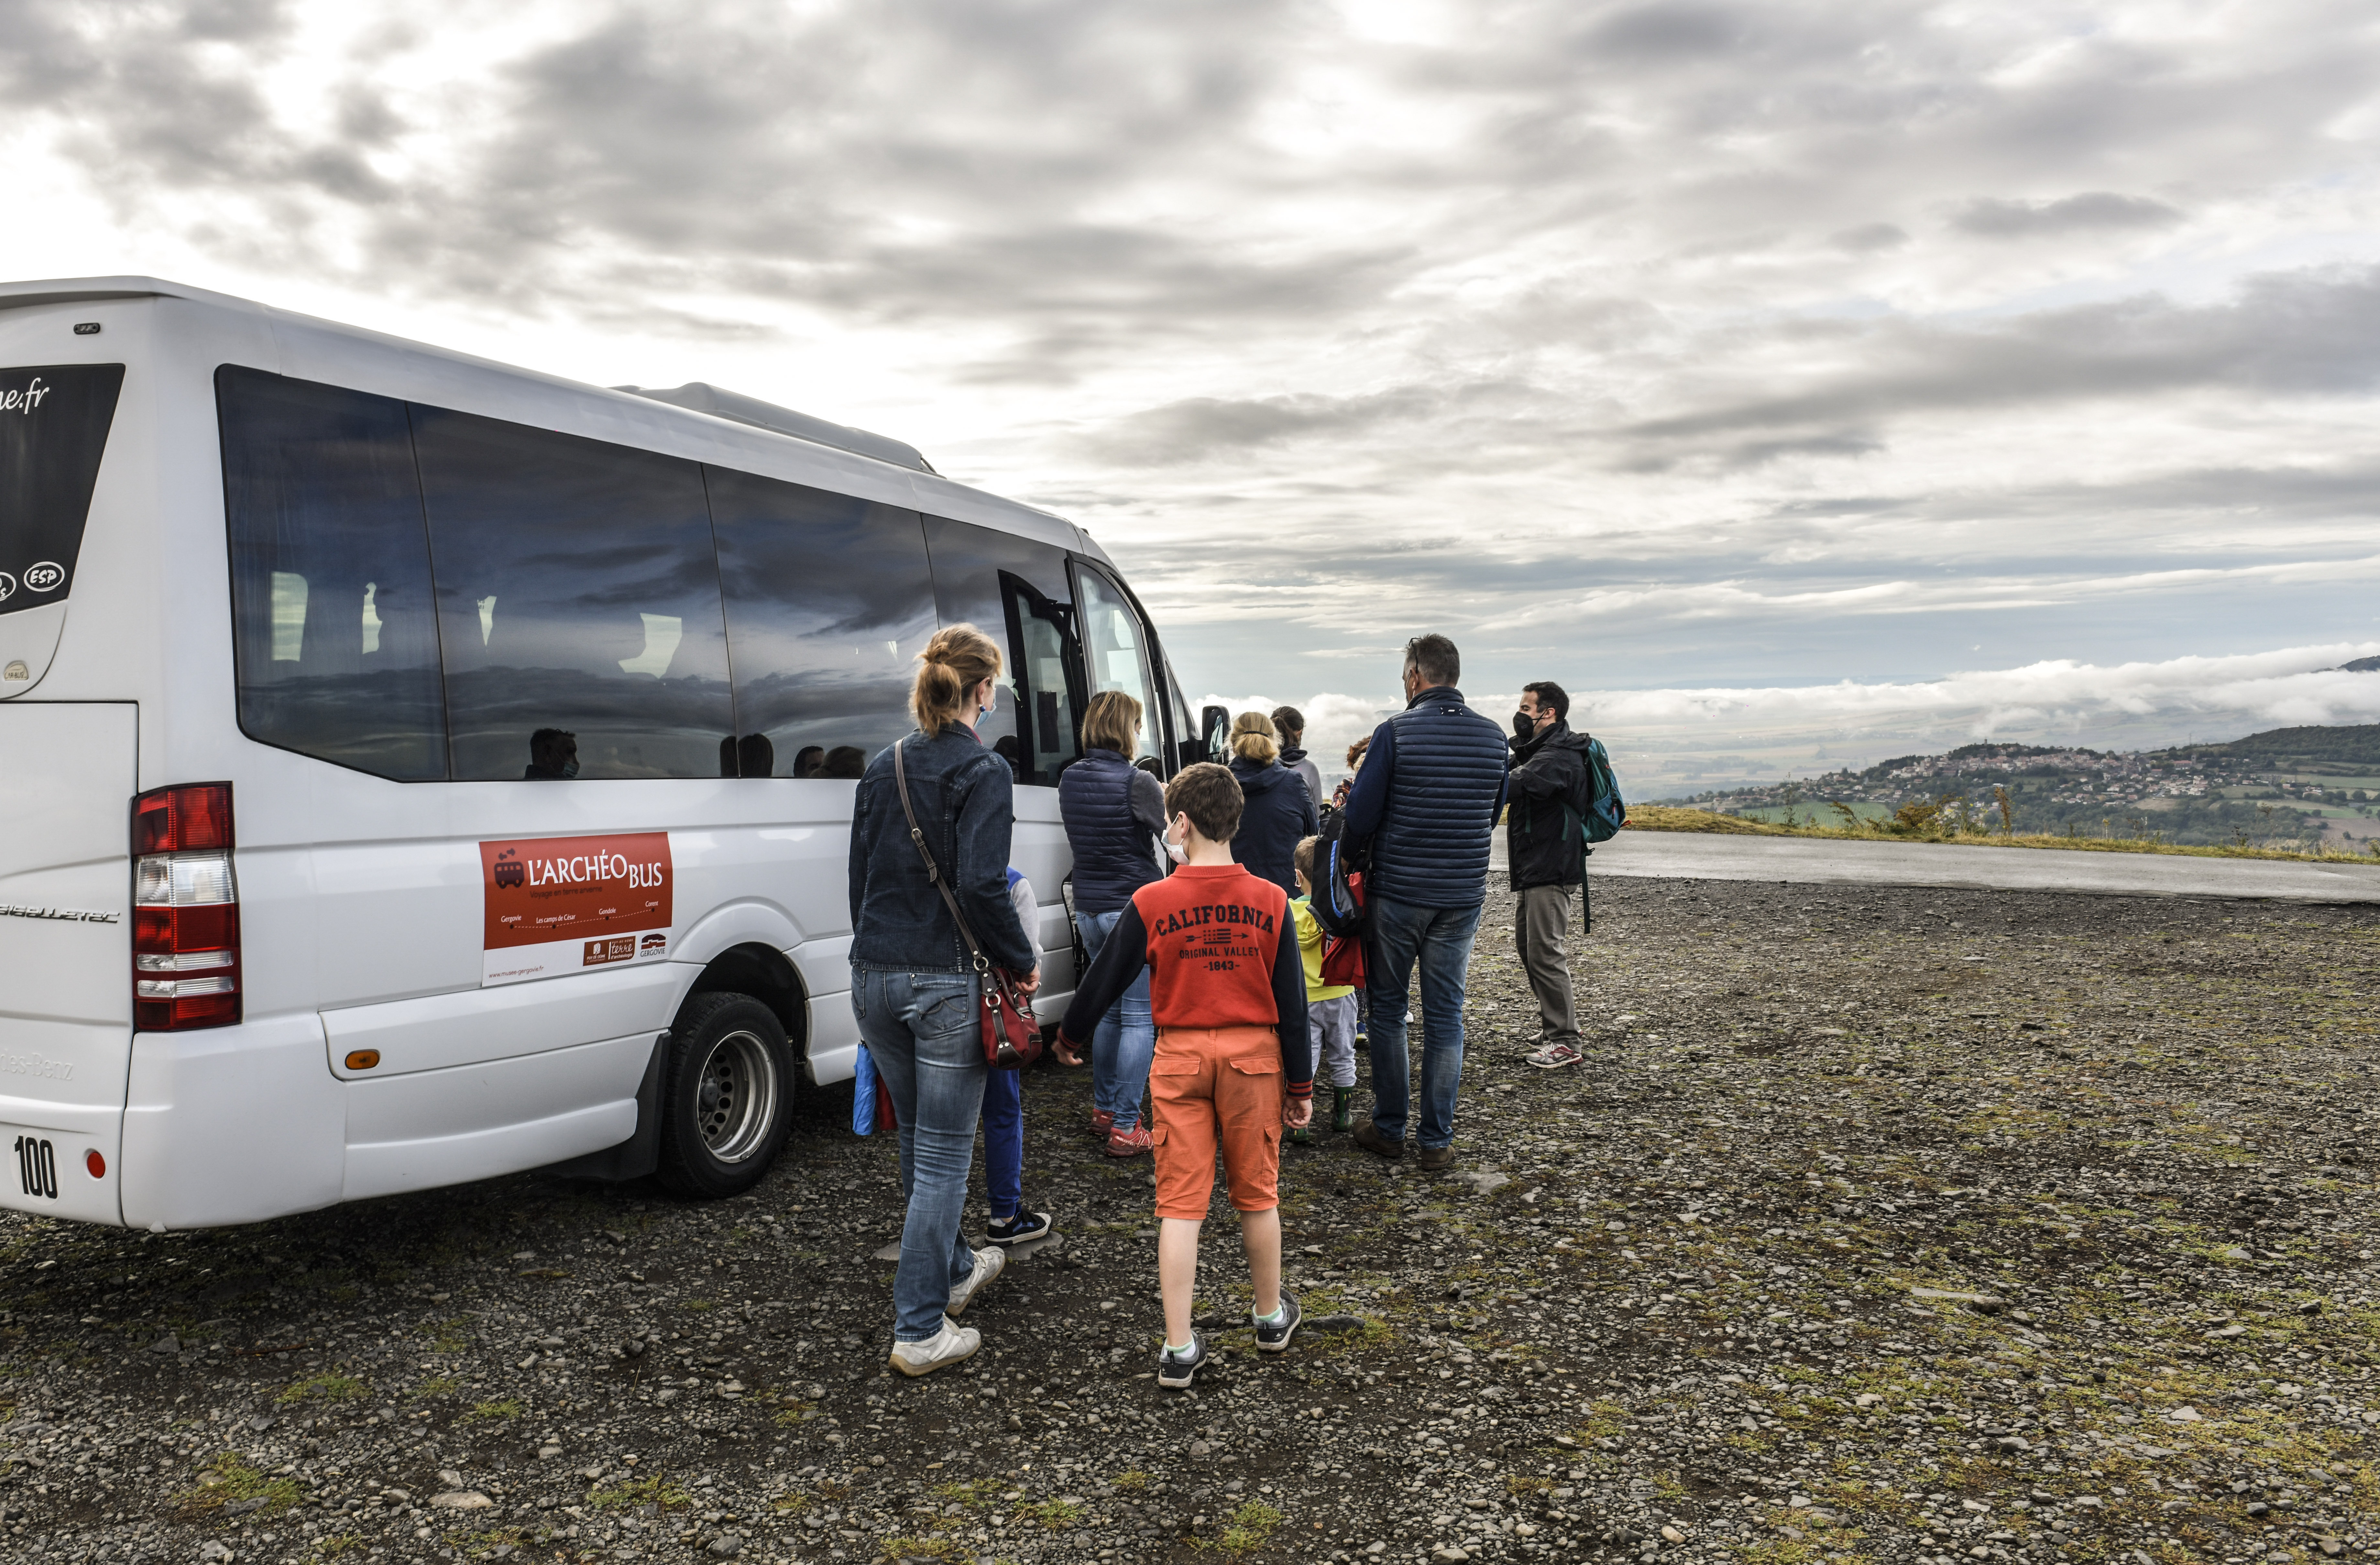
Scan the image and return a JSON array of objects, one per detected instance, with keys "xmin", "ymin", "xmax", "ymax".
[
  {"xmin": 848, "ymin": 725, "xmax": 1034, "ymax": 974},
  {"xmin": 1341, "ymin": 686, "xmax": 1509, "ymax": 909},
  {"xmin": 1058, "ymin": 746, "xmax": 1167, "ymax": 915},
  {"xmin": 1228, "ymin": 755, "xmax": 1319, "ymax": 899}
]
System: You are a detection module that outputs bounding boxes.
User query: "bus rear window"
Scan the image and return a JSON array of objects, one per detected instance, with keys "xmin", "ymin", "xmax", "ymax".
[{"xmin": 0, "ymin": 363, "xmax": 124, "ymax": 616}]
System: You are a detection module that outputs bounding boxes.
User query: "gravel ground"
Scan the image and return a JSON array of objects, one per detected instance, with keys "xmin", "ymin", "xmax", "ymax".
[{"xmin": 3, "ymin": 875, "xmax": 2377, "ymax": 1565}]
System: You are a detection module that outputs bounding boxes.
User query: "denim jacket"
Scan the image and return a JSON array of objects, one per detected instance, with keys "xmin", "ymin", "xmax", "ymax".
[{"xmin": 847, "ymin": 725, "xmax": 1035, "ymax": 974}]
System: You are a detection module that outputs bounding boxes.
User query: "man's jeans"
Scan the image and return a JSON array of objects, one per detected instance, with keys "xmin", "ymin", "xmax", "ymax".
[
  {"xmin": 852, "ymin": 968, "xmax": 986, "ymax": 1342},
  {"xmin": 1363, "ymin": 895, "xmax": 1484, "ymax": 1150},
  {"xmin": 1076, "ymin": 909, "xmax": 1155, "ymax": 1131}
]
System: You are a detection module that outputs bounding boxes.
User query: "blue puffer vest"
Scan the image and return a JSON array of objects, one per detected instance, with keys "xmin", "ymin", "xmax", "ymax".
[
  {"xmin": 1370, "ymin": 687, "xmax": 1510, "ymax": 909},
  {"xmin": 1058, "ymin": 747, "xmax": 1161, "ymax": 915}
]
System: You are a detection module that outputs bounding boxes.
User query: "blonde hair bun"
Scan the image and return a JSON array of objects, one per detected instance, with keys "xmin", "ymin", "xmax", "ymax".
[
  {"xmin": 1228, "ymin": 710, "xmax": 1279, "ymax": 766},
  {"xmin": 910, "ymin": 625, "xmax": 1004, "ymax": 734}
]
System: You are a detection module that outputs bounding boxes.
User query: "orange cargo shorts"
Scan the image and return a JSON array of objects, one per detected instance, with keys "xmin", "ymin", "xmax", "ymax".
[{"xmin": 1148, "ymin": 1024, "xmax": 1285, "ymax": 1222}]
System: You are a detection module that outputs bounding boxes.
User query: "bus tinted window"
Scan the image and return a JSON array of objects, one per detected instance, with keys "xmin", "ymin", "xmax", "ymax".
[
  {"xmin": 923, "ymin": 517, "xmax": 1081, "ymax": 785},
  {"xmin": 708, "ymin": 468, "xmax": 936, "ymax": 777},
  {"xmin": 0, "ymin": 363, "xmax": 124, "ymax": 617},
  {"xmin": 1077, "ymin": 567, "xmax": 1161, "ymax": 765},
  {"xmin": 217, "ymin": 367, "xmax": 447, "ymax": 781},
  {"xmin": 411, "ymin": 408, "xmax": 734, "ymax": 781}
]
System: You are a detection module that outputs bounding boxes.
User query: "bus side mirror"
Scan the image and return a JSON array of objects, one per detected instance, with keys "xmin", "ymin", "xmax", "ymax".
[{"xmin": 1200, "ymin": 705, "xmax": 1229, "ymax": 764}]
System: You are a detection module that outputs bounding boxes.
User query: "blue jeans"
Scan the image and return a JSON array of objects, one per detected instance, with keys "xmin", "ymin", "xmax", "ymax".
[
  {"xmin": 851, "ymin": 968, "xmax": 986, "ymax": 1342},
  {"xmin": 981, "ymin": 1064, "xmax": 1021, "ymax": 1221},
  {"xmin": 1076, "ymin": 909, "xmax": 1155, "ymax": 1132},
  {"xmin": 1363, "ymin": 895, "xmax": 1484, "ymax": 1151}
]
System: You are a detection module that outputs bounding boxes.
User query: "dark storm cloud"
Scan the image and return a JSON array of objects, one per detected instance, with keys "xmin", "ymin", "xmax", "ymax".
[
  {"xmin": 1949, "ymin": 192, "xmax": 2187, "ymax": 237},
  {"xmin": 1623, "ymin": 265, "xmax": 2380, "ymax": 451}
]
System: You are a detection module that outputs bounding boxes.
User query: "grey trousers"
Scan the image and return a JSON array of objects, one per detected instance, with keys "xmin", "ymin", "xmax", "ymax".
[{"xmin": 1515, "ymin": 883, "xmax": 1578, "ymax": 1045}]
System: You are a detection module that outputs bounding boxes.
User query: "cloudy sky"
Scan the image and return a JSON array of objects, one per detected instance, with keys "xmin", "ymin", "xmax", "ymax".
[{"xmin": 9, "ymin": 0, "xmax": 2380, "ymax": 790}]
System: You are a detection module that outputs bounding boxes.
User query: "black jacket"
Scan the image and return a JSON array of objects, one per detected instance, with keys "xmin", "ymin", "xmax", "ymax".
[
  {"xmin": 1506, "ymin": 722, "xmax": 1596, "ymax": 891},
  {"xmin": 1227, "ymin": 755, "xmax": 1319, "ymax": 898},
  {"xmin": 847, "ymin": 726, "xmax": 1035, "ymax": 974}
]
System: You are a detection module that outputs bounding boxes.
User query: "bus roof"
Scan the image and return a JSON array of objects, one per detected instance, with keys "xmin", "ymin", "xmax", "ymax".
[{"xmin": 0, "ymin": 275, "xmax": 1101, "ymax": 559}]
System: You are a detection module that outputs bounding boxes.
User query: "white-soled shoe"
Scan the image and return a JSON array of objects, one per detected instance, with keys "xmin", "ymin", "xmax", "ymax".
[
  {"xmin": 947, "ymin": 1244, "xmax": 1006, "ymax": 1316},
  {"xmin": 888, "ymin": 1315, "xmax": 980, "ymax": 1377}
]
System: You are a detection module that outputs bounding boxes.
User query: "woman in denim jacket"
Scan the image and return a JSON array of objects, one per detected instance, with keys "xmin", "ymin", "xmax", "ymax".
[
  {"xmin": 1054, "ymin": 690, "xmax": 1167, "ymax": 1156},
  {"xmin": 848, "ymin": 624, "xmax": 1039, "ymax": 1375}
]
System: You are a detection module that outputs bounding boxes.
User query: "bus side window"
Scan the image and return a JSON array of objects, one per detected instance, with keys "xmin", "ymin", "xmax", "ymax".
[
  {"xmin": 920, "ymin": 517, "xmax": 1082, "ymax": 785},
  {"xmin": 707, "ymin": 469, "xmax": 936, "ymax": 775},
  {"xmin": 218, "ymin": 367, "xmax": 448, "ymax": 781},
  {"xmin": 1074, "ymin": 566, "xmax": 1161, "ymax": 767},
  {"xmin": 410, "ymin": 408, "xmax": 734, "ymax": 782}
]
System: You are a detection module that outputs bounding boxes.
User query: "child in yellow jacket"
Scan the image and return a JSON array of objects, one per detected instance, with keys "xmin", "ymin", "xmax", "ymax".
[{"xmin": 1290, "ymin": 836, "xmax": 1359, "ymax": 1140}]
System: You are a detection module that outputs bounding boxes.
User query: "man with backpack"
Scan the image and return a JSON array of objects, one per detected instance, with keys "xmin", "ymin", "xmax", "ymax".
[{"xmin": 1507, "ymin": 680, "xmax": 1611, "ymax": 1070}]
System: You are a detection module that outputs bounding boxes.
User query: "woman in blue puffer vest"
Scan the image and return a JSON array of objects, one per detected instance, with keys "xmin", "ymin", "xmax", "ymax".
[
  {"xmin": 1226, "ymin": 710, "xmax": 1319, "ymax": 897},
  {"xmin": 1054, "ymin": 690, "xmax": 1168, "ymax": 1157}
]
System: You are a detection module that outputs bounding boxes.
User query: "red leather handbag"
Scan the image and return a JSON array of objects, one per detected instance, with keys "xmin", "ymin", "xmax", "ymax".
[{"xmin": 891, "ymin": 738, "xmax": 1042, "ymax": 1070}]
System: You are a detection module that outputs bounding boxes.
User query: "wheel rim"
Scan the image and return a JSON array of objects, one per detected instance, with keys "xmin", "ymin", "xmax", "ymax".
[{"xmin": 693, "ymin": 1028, "xmax": 779, "ymax": 1164}]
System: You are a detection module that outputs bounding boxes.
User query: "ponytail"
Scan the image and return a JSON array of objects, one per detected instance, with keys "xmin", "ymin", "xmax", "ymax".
[{"xmin": 910, "ymin": 625, "xmax": 1004, "ymax": 734}]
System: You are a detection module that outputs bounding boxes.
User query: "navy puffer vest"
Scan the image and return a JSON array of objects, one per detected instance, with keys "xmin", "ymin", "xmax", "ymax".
[
  {"xmin": 1370, "ymin": 688, "xmax": 1509, "ymax": 909},
  {"xmin": 1059, "ymin": 747, "xmax": 1161, "ymax": 915}
]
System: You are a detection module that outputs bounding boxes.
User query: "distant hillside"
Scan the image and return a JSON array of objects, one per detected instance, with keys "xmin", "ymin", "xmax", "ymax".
[
  {"xmin": 2209, "ymin": 722, "xmax": 2380, "ymax": 766},
  {"xmin": 1667, "ymin": 720, "xmax": 2380, "ymax": 849}
]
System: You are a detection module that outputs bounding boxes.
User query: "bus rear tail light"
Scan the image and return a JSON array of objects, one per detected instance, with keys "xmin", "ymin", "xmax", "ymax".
[{"xmin": 131, "ymin": 783, "xmax": 241, "ymax": 1031}]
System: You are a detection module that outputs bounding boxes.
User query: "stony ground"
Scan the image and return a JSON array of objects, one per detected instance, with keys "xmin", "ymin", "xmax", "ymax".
[{"xmin": 3, "ymin": 875, "xmax": 2377, "ymax": 1565}]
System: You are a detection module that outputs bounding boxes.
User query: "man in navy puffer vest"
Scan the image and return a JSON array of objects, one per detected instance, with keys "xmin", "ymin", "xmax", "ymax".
[{"xmin": 1338, "ymin": 633, "xmax": 1509, "ymax": 1168}]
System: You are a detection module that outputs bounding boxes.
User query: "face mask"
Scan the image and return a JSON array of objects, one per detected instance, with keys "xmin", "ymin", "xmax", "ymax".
[
  {"xmin": 1512, "ymin": 711, "xmax": 1537, "ymax": 740},
  {"xmin": 562, "ymin": 758, "xmax": 580, "ymax": 778},
  {"xmin": 1164, "ymin": 820, "xmax": 1192, "ymax": 865}
]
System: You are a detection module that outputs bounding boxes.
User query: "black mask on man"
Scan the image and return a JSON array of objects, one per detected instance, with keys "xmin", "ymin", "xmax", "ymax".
[{"xmin": 1512, "ymin": 711, "xmax": 1538, "ymax": 740}]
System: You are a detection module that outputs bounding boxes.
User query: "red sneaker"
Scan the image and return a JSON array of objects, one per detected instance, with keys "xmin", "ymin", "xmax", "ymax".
[
  {"xmin": 1091, "ymin": 1109, "xmax": 1115, "ymax": 1136},
  {"xmin": 1105, "ymin": 1123, "xmax": 1152, "ymax": 1157}
]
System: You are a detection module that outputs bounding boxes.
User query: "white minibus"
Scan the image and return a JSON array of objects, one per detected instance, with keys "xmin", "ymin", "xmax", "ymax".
[{"xmin": 0, "ymin": 276, "xmax": 1214, "ymax": 1230}]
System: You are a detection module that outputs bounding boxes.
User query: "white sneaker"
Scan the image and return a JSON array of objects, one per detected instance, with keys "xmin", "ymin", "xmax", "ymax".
[
  {"xmin": 948, "ymin": 1244, "xmax": 1006, "ymax": 1316},
  {"xmin": 888, "ymin": 1315, "xmax": 980, "ymax": 1377}
]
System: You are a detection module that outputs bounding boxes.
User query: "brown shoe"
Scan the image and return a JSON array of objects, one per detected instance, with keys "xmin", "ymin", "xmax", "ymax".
[
  {"xmin": 1416, "ymin": 1144, "xmax": 1455, "ymax": 1171},
  {"xmin": 1351, "ymin": 1120, "xmax": 1405, "ymax": 1161}
]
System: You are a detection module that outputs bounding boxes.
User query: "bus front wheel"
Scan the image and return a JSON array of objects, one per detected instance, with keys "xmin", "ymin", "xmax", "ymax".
[{"xmin": 655, "ymin": 992, "xmax": 793, "ymax": 1198}]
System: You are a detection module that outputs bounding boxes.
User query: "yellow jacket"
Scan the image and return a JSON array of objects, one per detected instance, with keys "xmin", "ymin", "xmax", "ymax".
[{"xmin": 1291, "ymin": 895, "xmax": 1356, "ymax": 1002}]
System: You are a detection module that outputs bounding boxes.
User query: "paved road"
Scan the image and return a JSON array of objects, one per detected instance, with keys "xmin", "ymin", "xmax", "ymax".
[{"xmin": 1540, "ymin": 829, "xmax": 2380, "ymax": 901}]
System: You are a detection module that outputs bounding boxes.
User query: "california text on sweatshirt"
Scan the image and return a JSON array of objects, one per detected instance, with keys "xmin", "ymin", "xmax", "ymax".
[{"xmin": 1057, "ymin": 862, "xmax": 1313, "ymax": 1098}]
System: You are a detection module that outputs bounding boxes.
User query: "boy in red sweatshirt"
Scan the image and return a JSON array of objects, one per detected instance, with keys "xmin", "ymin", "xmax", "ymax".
[{"xmin": 1057, "ymin": 762, "xmax": 1314, "ymax": 1388}]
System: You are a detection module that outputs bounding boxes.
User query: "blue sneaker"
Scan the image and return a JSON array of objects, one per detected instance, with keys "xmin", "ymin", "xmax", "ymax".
[{"xmin": 986, "ymin": 1208, "xmax": 1053, "ymax": 1247}]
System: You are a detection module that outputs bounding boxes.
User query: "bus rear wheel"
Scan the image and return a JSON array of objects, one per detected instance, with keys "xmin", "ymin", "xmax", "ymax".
[{"xmin": 655, "ymin": 992, "xmax": 793, "ymax": 1198}]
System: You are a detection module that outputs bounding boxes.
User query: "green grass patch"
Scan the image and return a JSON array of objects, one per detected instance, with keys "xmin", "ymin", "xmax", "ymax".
[
  {"xmin": 1018, "ymin": 1499, "xmax": 1083, "ymax": 1530},
  {"xmin": 178, "ymin": 1451, "xmax": 303, "ymax": 1520},
  {"xmin": 414, "ymin": 1376, "xmax": 462, "ymax": 1399},
  {"xmin": 931, "ymin": 1477, "xmax": 1003, "ymax": 1510},
  {"xmin": 1629, "ymin": 807, "xmax": 2373, "ymax": 862},
  {"xmin": 1214, "ymin": 1500, "xmax": 1283, "ymax": 1556},
  {"xmin": 277, "ymin": 1372, "xmax": 367, "ymax": 1405},
  {"xmin": 682, "ymin": 1298, "xmax": 715, "ymax": 1312},
  {"xmin": 459, "ymin": 1398, "xmax": 523, "ymax": 1424}
]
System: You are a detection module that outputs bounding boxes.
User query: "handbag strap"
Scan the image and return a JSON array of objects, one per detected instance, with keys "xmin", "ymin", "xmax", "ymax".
[{"xmin": 892, "ymin": 734, "xmax": 994, "ymax": 976}]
